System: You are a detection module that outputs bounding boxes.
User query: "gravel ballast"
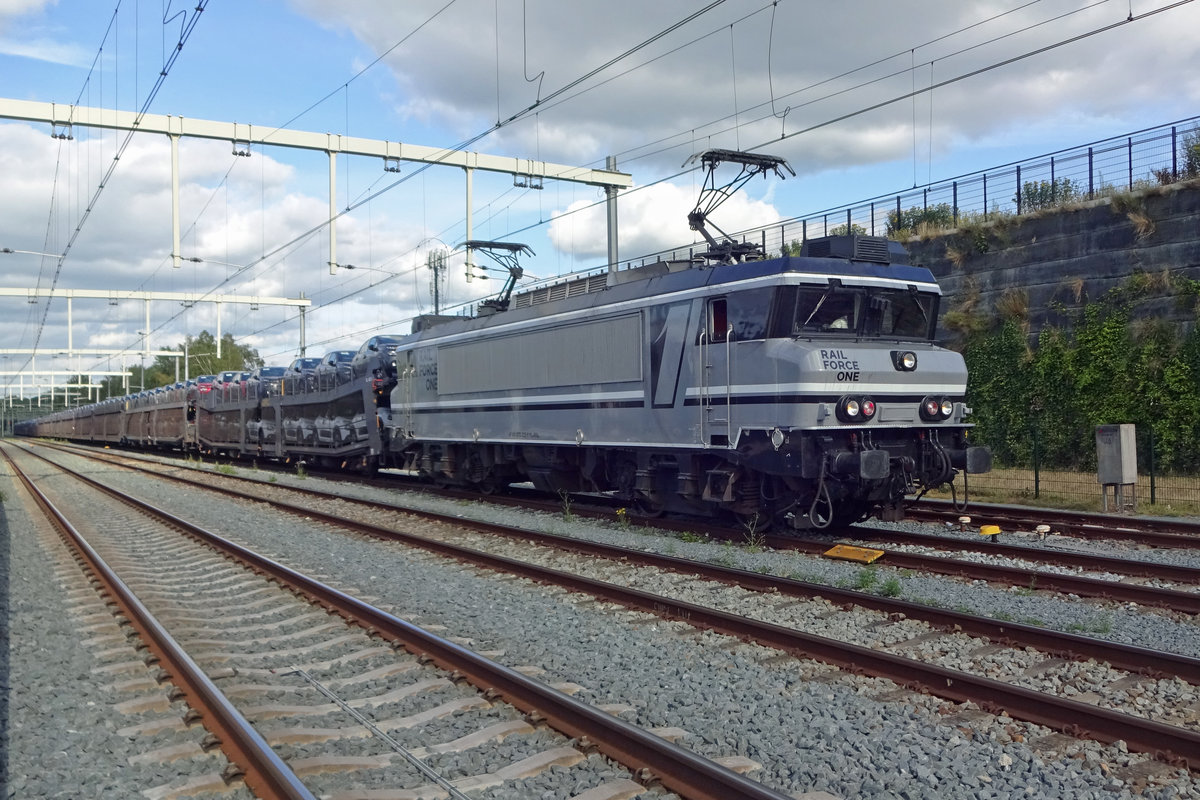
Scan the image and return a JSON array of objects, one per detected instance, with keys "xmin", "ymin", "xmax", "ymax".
[{"xmin": 6, "ymin": 448, "xmax": 1200, "ymax": 798}]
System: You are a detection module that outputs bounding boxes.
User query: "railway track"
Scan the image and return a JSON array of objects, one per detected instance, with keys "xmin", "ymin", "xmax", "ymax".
[
  {"xmin": 15, "ymin": 440, "xmax": 1200, "ymax": 792},
  {"xmin": 909, "ymin": 498, "xmax": 1200, "ymax": 549},
  {"xmin": 49, "ymin": 441, "xmax": 1200, "ymax": 611},
  {"xmin": 3, "ymin": 442, "xmax": 787, "ymax": 800}
]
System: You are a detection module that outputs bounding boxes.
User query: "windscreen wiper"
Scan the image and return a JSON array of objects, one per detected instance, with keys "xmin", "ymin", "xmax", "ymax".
[{"xmin": 798, "ymin": 279, "xmax": 843, "ymax": 330}]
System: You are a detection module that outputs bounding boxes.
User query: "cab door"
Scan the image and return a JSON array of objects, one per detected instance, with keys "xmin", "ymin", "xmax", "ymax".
[
  {"xmin": 394, "ymin": 350, "xmax": 416, "ymax": 441},
  {"xmin": 698, "ymin": 297, "xmax": 732, "ymax": 447}
]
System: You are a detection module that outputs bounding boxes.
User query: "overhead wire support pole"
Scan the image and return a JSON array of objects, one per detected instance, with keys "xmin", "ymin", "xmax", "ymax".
[
  {"xmin": 606, "ymin": 155, "xmax": 620, "ymax": 272},
  {"xmin": 0, "ymin": 100, "xmax": 629, "ymax": 190},
  {"xmin": 171, "ymin": 132, "xmax": 182, "ymax": 268},
  {"xmin": 329, "ymin": 143, "xmax": 338, "ymax": 275}
]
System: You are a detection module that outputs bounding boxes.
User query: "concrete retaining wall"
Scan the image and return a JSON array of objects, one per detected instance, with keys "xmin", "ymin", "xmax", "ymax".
[{"xmin": 902, "ymin": 180, "xmax": 1200, "ymax": 338}]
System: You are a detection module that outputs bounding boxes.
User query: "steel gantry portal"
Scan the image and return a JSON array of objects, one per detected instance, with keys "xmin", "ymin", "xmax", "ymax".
[
  {"xmin": 0, "ymin": 97, "xmax": 632, "ymax": 274},
  {"xmin": 0, "ymin": 289, "xmax": 311, "ymax": 403}
]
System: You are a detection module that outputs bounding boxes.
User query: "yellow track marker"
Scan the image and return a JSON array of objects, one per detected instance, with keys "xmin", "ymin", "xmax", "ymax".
[{"xmin": 823, "ymin": 544, "xmax": 885, "ymax": 564}]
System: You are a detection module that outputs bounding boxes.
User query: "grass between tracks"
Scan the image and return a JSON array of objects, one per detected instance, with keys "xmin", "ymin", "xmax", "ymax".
[{"xmin": 930, "ymin": 466, "xmax": 1200, "ymax": 517}]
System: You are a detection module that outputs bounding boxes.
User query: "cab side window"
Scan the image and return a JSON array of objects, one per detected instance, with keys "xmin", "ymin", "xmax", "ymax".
[{"xmin": 708, "ymin": 298, "xmax": 728, "ymax": 343}]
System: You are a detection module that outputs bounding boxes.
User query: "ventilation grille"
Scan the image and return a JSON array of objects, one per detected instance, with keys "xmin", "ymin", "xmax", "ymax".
[
  {"xmin": 799, "ymin": 235, "xmax": 894, "ymax": 264},
  {"xmin": 852, "ymin": 236, "xmax": 891, "ymax": 263},
  {"xmin": 512, "ymin": 274, "xmax": 609, "ymax": 309}
]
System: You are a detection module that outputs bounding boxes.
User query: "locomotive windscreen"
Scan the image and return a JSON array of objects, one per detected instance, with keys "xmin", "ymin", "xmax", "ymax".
[{"xmin": 781, "ymin": 285, "xmax": 937, "ymax": 340}]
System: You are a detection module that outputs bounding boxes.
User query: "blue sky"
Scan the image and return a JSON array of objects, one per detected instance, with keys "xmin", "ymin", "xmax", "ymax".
[{"xmin": 2, "ymin": 0, "xmax": 1199, "ymax": 390}]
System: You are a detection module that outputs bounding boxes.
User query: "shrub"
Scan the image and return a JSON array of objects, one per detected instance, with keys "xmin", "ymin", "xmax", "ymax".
[
  {"xmin": 1017, "ymin": 178, "xmax": 1078, "ymax": 212},
  {"xmin": 886, "ymin": 203, "xmax": 955, "ymax": 238}
]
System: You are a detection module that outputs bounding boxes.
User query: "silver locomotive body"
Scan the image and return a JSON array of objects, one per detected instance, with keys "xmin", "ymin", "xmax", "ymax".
[{"xmin": 387, "ymin": 235, "xmax": 990, "ymax": 528}]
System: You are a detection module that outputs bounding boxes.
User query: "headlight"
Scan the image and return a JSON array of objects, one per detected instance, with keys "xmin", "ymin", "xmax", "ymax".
[
  {"xmin": 837, "ymin": 396, "xmax": 876, "ymax": 423},
  {"xmin": 920, "ymin": 395, "xmax": 955, "ymax": 421},
  {"xmin": 892, "ymin": 350, "xmax": 918, "ymax": 371}
]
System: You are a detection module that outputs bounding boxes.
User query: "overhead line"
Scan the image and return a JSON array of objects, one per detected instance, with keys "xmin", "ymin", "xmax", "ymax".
[
  {"xmin": 16, "ymin": 1, "xmax": 210, "ymax": 384},
  {"xmin": 138, "ymin": 2, "xmax": 734, "ymax": 351}
]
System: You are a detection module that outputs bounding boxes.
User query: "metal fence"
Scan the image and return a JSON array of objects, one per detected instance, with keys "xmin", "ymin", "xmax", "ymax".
[
  {"xmin": 951, "ymin": 427, "xmax": 1200, "ymax": 515},
  {"xmin": 626, "ymin": 115, "xmax": 1200, "ymax": 267}
]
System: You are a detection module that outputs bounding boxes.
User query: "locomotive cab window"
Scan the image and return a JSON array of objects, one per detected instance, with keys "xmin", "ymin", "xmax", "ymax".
[
  {"xmin": 707, "ymin": 298, "xmax": 729, "ymax": 343},
  {"xmin": 858, "ymin": 286, "xmax": 938, "ymax": 339},
  {"xmin": 789, "ymin": 281, "xmax": 859, "ymax": 334},
  {"xmin": 778, "ymin": 282, "xmax": 938, "ymax": 341},
  {"xmin": 703, "ymin": 289, "xmax": 773, "ymax": 344}
]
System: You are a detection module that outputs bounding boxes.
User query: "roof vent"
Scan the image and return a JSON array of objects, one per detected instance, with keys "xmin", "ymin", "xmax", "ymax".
[{"xmin": 799, "ymin": 235, "xmax": 906, "ymax": 265}]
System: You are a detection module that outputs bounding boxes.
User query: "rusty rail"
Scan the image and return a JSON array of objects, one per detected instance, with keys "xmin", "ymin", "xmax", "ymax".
[
  {"xmin": 0, "ymin": 444, "xmax": 317, "ymax": 800},
  {"xmin": 9, "ymin": 442, "xmax": 793, "ymax": 800}
]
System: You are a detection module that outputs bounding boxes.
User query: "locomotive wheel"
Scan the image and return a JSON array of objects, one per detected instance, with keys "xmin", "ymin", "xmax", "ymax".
[
  {"xmin": 632, "ymin": 493, "xmax": 665, "ymax": 518},
  {"xmin": 818, "ymin": 504, "xmax": 867, "ymax": 530},
  {"xmin": 733, "ymin": 509, "xmax": 774, "ymax": 535}
]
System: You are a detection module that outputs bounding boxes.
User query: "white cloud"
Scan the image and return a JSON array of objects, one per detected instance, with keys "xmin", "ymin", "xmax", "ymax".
[
  {"xmin": 548, "ymin": 178, "xmax": 786, "ymax": 261},
  {"xmin": 0, "ymin": 0, "xmax": 53, "ymax": 20},
  {"xmin": 0, "ymin": 35, "xmax": 88, "ymax": 66},
  {"xmin": 290, "ymin": 0, "xmax": 1200, "ymax": 179}
]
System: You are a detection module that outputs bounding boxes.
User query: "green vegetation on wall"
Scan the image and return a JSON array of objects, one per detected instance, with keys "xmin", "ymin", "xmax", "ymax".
[{"xmin": 959, "ymin": 274, "xmax": 1200, "ymax": 473}]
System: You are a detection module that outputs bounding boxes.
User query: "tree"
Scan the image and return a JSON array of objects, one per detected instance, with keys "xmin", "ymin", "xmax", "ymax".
[
  {"xmin": 142, "ymin": 330, "xmax": 262, "ymax": 387},
  {"xmin": 96, "ymin": 331, "xmax": 263, "ymax": 395}
]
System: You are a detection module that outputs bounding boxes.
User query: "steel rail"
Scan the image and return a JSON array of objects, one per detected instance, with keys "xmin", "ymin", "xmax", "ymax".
[
  {"xmin": 10, "ymin": 443, "xmax": 792, "ymax": 800},
  {"xmin": 0, "ymin": 444, "xmax": 317, "ymax": 800},
  {"xmin": 763, "ymin": 536, "xmax": 1200, "ymax": 614},
  {"xmin": 22, "ymin": 442, "xmax": 1200, "ymax": 769},
  {"xmin": 911, "ymin": 499, "xmax": 1200, "ymax": 548},
  {"xmin": 831, "ymin": 526, "xmax": 1200, "ymax": 583}
]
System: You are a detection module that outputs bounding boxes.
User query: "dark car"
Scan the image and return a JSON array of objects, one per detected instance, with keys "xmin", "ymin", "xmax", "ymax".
[
  {"xmin": 283, "ymin": 357, "xmax": 322, "ymax": 394},
  {"xmin": 249, "ymin": 365, "xmax": 287, "ymax": 397},
  {"xmin": 351, "ymin": 335, "xmax": 403, "ymax": 401},
  {"xmin": 313, "ymin": 349, "xmax": 355, "ymax": 390},
  {"xmin": 351, "ymin": 335, "xmax": 402, "ymax": 376}
]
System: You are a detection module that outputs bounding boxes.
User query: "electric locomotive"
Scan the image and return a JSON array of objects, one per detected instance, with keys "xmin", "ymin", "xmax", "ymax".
[{"xmin": 383, "ymin": 151, "xmax": 991, "ymax": 529}]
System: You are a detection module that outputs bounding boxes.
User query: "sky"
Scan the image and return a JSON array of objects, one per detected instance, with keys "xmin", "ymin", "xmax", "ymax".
[{"xmin": 1, "ymin": 0, "xmax": 1199, "ymax": 396}]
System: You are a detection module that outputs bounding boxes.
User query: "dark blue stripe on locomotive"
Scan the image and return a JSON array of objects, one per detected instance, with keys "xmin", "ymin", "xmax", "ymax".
[
  {"xmin": 682, "ymin": 393, "xmax": 952, "ymax": 407},
  {"xmin": 407, "ymin": 393, "xmax": 954, "ymax": 415},
  {"xmin": 410, "ymin": 399, "xmax": 645, "ymax": 415}
]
